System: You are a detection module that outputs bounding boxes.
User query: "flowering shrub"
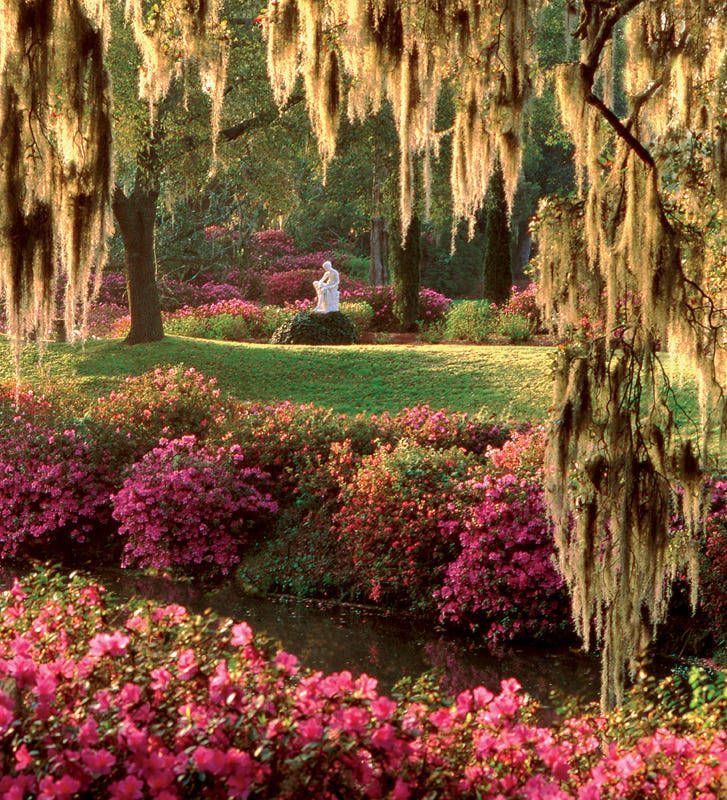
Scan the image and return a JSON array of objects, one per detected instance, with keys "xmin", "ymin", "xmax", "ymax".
[
  {"xmin": 113, "ymin": 436, "xmax": 276, "ymax": 573},
  {"xmin": 225, "ymin": 402, "xmax": 365, "ymax": 495},
  {"xmin": 164, "ymin": 299, "xmax": 269, "ymax": 340},
  {"xmin": 87, "ymin": 302, "xmax": 129, "ymax": 338},
  {"xmin": 90, "ymin": 366, "xmax": 226, "ymax": 461},
  {"xmin": 0, "ymin": 384, "xmax": 57, "ymax": 425},
  {"xmin": 375, "ymin": 405, "xmax": 511, "ymax": 458},
  {"xmin": 494, "ymin": 283, "xmax": 542, "ymax": 332},
  {"xmin": 0, "ymin": 420, "xmax": 112, "ymax": 559},
  {"xmin": 486, "ymin": 424, "xmax": 547, "ymax": 477},
  {"xmin": 246, "ymin": 228, "xmax": 297, "ymax": 264},
  {"xmin": 0, "ymin": 569, "xmax": 724, "ymax": 800},
  {"xmin": 332, "ymin": 442, "xmax": 484, "ymax": 608},
  {"xmin": 158, "ymin": 278, "xmax": 244, "ymax": 312},
  {"xmin": 437, "ymin": 475, "xmax": 567, "ymax": 645},
  {"xmin": 701, "ymin": 480, "xmax": 727, "ymax": 642},
  {"xmin": 96, "ymin": 271, "xmax": 128, "ymax": 305},
  {"xmin": 341, "ymin": 286, "xmax": 451, "ymax": 330},
  {"xmin": 262, "ymin": 268, "xmax": 364, "ymax": 306}
]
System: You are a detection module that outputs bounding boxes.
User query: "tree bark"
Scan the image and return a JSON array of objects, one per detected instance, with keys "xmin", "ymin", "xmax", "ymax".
[
  {"xmin": 369, "ymin": 158, "xmax": 387, "ymax": 284},
  {"xmin": 369, "ymin": 216, "xmax": 386, "ymax": 284},
  {"xmin": 389, "ymin": 213, "xmax": 421, "ymax": 331},
  {"xmin": 112, "ymin": 183, "xmax": 164, "ymax": 344}
]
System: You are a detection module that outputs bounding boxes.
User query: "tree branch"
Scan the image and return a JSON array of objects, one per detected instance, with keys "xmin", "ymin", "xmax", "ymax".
[{"xmin": 219, "ymin": 91, "xmax": 305, "ymax": 142}]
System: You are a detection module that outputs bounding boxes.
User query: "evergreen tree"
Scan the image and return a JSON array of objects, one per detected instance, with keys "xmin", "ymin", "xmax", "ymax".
[{"xmin": 482, "ymin": 162, "xmax": 512, "ymax": 304}]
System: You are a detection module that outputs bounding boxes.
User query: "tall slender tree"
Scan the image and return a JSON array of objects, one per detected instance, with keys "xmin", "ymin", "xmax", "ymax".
[{"xmin": 482, "ymin": 162, "xmax": 513, "ymax": 304}]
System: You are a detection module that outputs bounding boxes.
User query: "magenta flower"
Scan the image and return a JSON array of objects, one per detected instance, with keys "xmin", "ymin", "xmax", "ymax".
[{"xmin": 88, "ymin": 631, "xmax": 130, "ymax": 658}]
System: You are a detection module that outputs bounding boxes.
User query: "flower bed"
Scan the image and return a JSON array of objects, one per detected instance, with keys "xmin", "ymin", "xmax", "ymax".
[
  {"xmin": 0, "ymin": 570, "xmax": 723, "ymax": 799},
  {"xmin": 0, "ymin": 374, "xmax": 725, "ymax": 652}
]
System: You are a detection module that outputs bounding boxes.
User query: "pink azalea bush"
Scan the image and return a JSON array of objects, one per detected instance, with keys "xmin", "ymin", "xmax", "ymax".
[
  {"xmin": 90, "ymin": 366, "xmax": 227, "ymax": 461},
  {"xmin": 341, "ymin": 285, "xmax": 451, "ymax": 330},
  {"xmin": 493, "ymin": 283, "xmax": 542, "ymax": 333},
  {"xmin": 113, "ymin": 436, "xmax": 276, "ymax": 573},
  {"xmin": 437, "ymin": 474, "xmax": 567, "ymax": 644},
  {"xmin": 262, "ymin": 268, "xmax": 365, "ymax": 306},
  {"xmin": 700, "ymin": 480, "xmax": 727, "ymax": 641},
  {"xmin": 245, "ymin": 228, "xmax": 297, "ymax": 264},
  {"xmin": 224, "ymin": 401, "xmax": 379, "ymax": 496},
  {"xmin": 375, "ymin": 405, "xmax": 511, "ymax": 457},
  {"xmin": 0, "ymin": 570, "xmax": 724, "ymax": 800},
  {"xmin": 0, "ymin": 420, "xmax": 112, "ymax": 559},
  {"xmin": 163, "ymin": 299, "xmax": 270, "ymax": 341},
  {"xmin": 96, "ymin": 271, "xmax": 128, "ymax": 305},
  {"xmin": 332, "ymin": 442, "xmax": 484, "ymax": 608},
  {"xmin": 158, "ymin": 278, "xmax": 244, "ymax": 312}
]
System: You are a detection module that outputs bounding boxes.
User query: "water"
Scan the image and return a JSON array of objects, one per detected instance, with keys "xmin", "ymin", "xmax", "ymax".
[{"xmin": 95, "ymin": 569, "xmax": 600, "ymax": 713}]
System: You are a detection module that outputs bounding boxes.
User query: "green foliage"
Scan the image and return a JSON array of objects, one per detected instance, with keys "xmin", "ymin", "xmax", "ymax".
[
  {"xmin": 339, "ymin": 302, "xmax": 374, "ymax": 334},
  {"xmin": 270, "ymin": 312, "xmax": 358, "ymax": 345},
  {"xmin": 497, "ymin": 313, "xmax": 533, "ymax": 343},
  {"xmin": 336, "ymin": 253, "xmax": 371, "ymax": 282},
  {"xmin": 444, "ymin": 301, "xmax": 495, "ymax": 343}
]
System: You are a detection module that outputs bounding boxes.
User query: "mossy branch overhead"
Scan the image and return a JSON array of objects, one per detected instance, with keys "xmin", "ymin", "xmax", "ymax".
[
  {"xmin": 0, "ymin": 0, "xmax": 231, "ymax": 355},
  {"xmin": 263, "ymin": 0, "xmax": 533, "ymax": 235}
]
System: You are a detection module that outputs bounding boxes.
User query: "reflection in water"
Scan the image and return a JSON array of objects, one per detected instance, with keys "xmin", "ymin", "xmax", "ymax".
[{"xmin": 92, "ymin": 569, "xmax": 599, "ymax": 711}]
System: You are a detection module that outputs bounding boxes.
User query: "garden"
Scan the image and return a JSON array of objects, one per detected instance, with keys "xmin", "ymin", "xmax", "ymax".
[{"xmin": 0, "ymin": 0, "xmax": 725, "ymax": 798}]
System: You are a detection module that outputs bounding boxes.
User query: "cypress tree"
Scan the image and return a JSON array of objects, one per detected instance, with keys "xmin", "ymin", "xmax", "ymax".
[{"xmin": 482, "ymin": 161, "xmax": 513, "ymax": 304}]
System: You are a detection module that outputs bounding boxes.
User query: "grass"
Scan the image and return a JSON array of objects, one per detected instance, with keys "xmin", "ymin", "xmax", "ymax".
[{"xmin": 0, "ymin": 335, "xmax": 704, "ymax": 426}]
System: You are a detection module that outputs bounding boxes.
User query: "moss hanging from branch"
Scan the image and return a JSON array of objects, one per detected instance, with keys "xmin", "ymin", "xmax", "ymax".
[
  {"xmin": 263, "ymin": 0, "xmax": 534, "ymax": 235},
  {"xmin": 124, "ymin": 0, "xmax": 230, "ymax": 160},
  {"xmin": 0, "ymin": 0, "xmax": 113, "ymax": 355},
  {"xmin": 1, "ymin": 0, "xmax": 230, "ymax": 363},
  {"xmin": 536, "ymin": 0, "xmax": 726, "ymax": 708}
]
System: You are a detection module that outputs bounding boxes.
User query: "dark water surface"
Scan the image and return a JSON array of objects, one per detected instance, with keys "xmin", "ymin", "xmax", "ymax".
[
  {"xmin": 2, "ymin": 566, "xmax": 600, "ymax": 712},
  {"xmin": 96, "ymin": 569, "xmax": 600, "ymax": 711}
]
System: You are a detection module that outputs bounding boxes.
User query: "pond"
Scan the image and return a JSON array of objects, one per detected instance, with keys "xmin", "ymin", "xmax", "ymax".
[{"xmin": 92, "ymin": 569, "xmax": 600, "ymax": 715}]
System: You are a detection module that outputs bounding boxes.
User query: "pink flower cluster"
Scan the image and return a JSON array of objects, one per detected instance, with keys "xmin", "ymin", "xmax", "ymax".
[
  {"xmin": 492, "ymin": 283, "xmax": 542, "ymax": 331},
  {"xmin": 341, "ymin": 285, "xmax": 451, "ymax": 330},
  {"xmin": 332, "ymin": 442, "xmax": 484, "ymax": 607},
  {"xmin": 158, "ymin": 278, "xmax": 244, "ymax": 312},
  {"xmin": 113, "ymin": 436, "xmax": 277, "ymax": 572},
  {"xmin": 262, "ymin": 268, "xmax": 365, "ymax": 306},
  {"xmin": 438, "ymin": 474, "xmax": 566, "ymax": 644},
  {"xmin": 92, "ymin": 366, "xmax": 226, "ymax": 460},
  {"xmin": 166, "ymin": 299, "xmax": 263, "ymax": 322},
  {"xmin": 204, "ymin": 224, "xmax": 241, "ymax": 242},
  {"xmin": 246, "ymin": 228, "xmax": 297, "ymax": 263},
  {"xmin": 0, "ymin": 571, "xmax": 723, "ymax": 800},
  {"xmin": 376, "ymin": 404, "xmax": 510, "ymax": 456},
  {"xmin": 0, "ymin": 420, "xmax": 113, "ymax": 559}
]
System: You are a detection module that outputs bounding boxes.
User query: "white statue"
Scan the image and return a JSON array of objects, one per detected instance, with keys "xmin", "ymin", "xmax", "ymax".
[{"xmin": 313, "ymin": 260, "xmax": 340, "ymax": 313}]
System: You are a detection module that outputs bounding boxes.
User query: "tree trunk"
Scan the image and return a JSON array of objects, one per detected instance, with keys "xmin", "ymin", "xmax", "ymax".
[
  {"xmin": 112, "ymin": 183, "xmax": 164, "ymax": 344},
  {"xmin": 369, "ymin": 159, "xmax": 387, "ymax": 284},
  {"xmin": 370, "ymin": 216, "xmax": 386, "ymax": 284},
  {"xmin": 389, "ymin": 213, "xmax": 421, "ymax": 331}
]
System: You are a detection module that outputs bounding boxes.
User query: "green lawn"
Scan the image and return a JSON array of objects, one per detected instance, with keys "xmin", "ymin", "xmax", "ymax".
[{"xmin": 0, "ymin": 335, "xmax": 702, "ymax": 424}]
